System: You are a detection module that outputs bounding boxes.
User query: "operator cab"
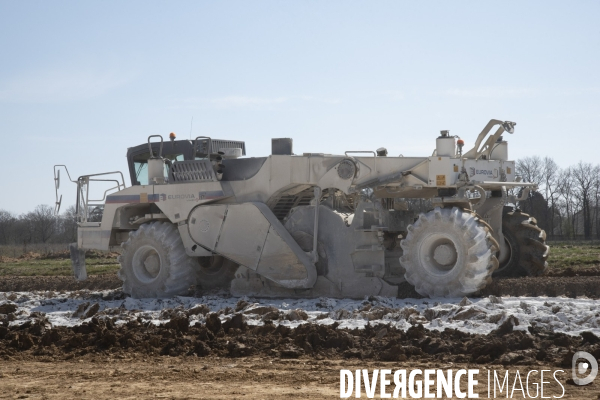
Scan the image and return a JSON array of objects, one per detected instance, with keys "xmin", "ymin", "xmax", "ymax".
[{"xmin": 126, "ymin": 136, "xmax": 246, "ymax": 186}]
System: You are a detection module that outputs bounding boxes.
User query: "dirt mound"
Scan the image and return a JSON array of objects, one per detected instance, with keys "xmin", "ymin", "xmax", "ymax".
[
  {"xmin": 2, "ymin": 310, "xmax": 598, "ymax": 368},
  {"xmin": 0, "ymin": 275, "xmax": 122, "ymax": 292}
]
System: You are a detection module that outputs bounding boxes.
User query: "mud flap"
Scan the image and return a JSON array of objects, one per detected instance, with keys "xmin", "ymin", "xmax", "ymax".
[{"xmin": 69, "ymin": 242, "xmax": 87, "ymax": 281}]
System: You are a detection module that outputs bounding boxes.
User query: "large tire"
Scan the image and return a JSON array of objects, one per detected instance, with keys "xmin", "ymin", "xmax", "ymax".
[
  {"xmin": 118, "ymin": 221, "xmax": 196, "ymax": 298},
  {"xmin": 400, "ymin": 207, "xmax": 499, "ymax": 298},
  {"xmin": 493, "ymin": 206, "xmax": 549, "ymax": 277},
  {"xmin": 195, "ymin": 255, "xmax": 238, "ymax": 290}
]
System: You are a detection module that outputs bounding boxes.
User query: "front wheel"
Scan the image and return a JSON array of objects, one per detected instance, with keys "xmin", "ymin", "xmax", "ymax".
[
  {"xmin": 118, "ymin": 221, "xmax": 196, "ymax": 298},
  {"xmin": 493, "ymin": 207, "xmax": 549, "ymax": 277},
  {"xmin": 400, "ymin": 207, "xmax": 499, "ymax": 298}
]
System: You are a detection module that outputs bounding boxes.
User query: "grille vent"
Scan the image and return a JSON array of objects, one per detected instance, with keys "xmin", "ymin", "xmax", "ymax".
[{"xmin": 170, "ymin": 160, "xmax": 216, "ymax": 182}]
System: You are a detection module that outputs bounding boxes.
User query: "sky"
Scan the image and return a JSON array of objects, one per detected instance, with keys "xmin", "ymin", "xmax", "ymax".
[{"xmin": 1, "ymin": 1, "xmax": 599, "ymax": 214}]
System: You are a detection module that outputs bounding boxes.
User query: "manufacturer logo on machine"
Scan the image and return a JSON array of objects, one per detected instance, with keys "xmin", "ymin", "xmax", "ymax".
[
  {"xmin": 156, "ymin": 191, "xmax": 225, "ymax": 202},
  {"xmin": 168, "ymin": 194, "xmax": 196, "ymax": 200},
  {"xmin": 157, "ymin": 193, "xmax": 196, "ymax": 201},
  {"xmin": 469, "ymin": 167, "xmax": 499, "ymax": 178}
]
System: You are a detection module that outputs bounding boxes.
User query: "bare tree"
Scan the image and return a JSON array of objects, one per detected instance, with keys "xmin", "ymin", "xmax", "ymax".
[
  {"xmin": 592, "ymin": 165, "xmax": 600, "ymax": 239},
  {"xmin": 556, "ymin": 167, "xmax": 574, "ymax": 237},
  {"xmin": 542, "ymin": 157, "xmax": 560, "ymax": 238},
  {"xmin": 572, "ymin": 162, "xmax": 596, "ymax": 239},
  {"xmin": 516, "ymin": 156, "xmax": 544, "ymax": 215},
  {"xmin": 56, "ymin": 205, "xmax": 78, "ymax": 243},
  {"xmin": 25, "ymin": 205, "xmax": 57, "ymax": 243},
  {"xmin": 516, "ymin": 156, "xmax": 544, "ymax": 187},
  {"xmin": 0, "ymin": 210, "xmax": 16, "ymax": 245}
]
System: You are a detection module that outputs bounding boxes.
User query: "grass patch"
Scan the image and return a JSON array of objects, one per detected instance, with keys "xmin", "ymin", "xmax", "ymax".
[
  {"xmin": 0, "ymin": 241, "xmax": 598, "ymax": 277},
  {"xmin": 546, "ymin": 241, "xmax": 600, "ymax": 269},
  {"xmin": 0, "ymin": 258, "xmax": 120, "ymax": 276}
]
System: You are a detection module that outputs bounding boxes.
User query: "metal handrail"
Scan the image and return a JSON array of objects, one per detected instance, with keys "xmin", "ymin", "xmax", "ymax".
[
  {"xmin": 147, "ymin": 135, "xmax": 164, "ymax": 158},
  {"xmin": 75, "ymin": 171, "xmax": 127, "ymax": 223},
  {"xmin": 87, "ymin": 180, "xmax": 124, "ymax": 202}
]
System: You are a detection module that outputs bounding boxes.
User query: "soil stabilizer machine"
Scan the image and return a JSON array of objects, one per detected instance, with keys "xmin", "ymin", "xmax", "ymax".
[{"xmin": 54, "ymin": 119, "xmax": 548, "ymax": 299}]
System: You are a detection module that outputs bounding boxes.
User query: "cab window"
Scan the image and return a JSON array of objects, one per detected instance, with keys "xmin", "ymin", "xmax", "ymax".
[
  {"xmin": 134, "ymin": 161, "xmax": 149, "ymax": 185},
  {"xmin": 133, "ymin": 154, "xmax": 184, "ymax": 185}
]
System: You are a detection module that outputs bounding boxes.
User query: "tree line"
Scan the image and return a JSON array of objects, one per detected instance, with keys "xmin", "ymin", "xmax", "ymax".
[
  {"xmin": 516, "ymin": 157, "xmax": 600, "ymax": 240},
  {"xmin": 0, "ymin": 205, "xmax": 78, "ymax": 247},
  {"xmin": 0, "ymin": 157, "xmax": 598, "ymax": 246}
]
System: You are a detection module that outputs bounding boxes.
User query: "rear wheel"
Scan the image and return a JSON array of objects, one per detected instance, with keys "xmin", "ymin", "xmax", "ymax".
[
  {"xmin": 400, "ymin": 207, "xmax": 499, "ymax": 298},
  {"xmin": 118, "ymin": 221, "xmax": 196, "ymax": 298},
  {"xmin": 493, "ymin": 206, "xmax": 549, "ymax": 277}
]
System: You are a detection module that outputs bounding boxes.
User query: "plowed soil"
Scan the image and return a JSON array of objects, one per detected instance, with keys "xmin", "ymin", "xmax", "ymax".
[
  {"xmin": 1, "ymin": 311, "xmax": 599, "ymax": 398},
  {"xmin": 2, "ymin": 310, "xmax": 598, "ymax": 364}
]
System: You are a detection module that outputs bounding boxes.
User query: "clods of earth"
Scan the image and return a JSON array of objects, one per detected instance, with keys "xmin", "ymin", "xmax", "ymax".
[{"xmin": 1, "ymin": 290, "xmax": 600, "ymax": 369}]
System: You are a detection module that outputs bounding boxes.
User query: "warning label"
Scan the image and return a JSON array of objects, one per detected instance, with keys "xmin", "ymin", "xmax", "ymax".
[{"xmin": 436, "ymin": 175, "xmax": 446, "ymax": 186}]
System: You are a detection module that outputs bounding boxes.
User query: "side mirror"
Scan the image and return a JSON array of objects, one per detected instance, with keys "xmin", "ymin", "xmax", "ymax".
[{"xmin": 55, "ymin": 169, "xmax": 60, "ymax": 189}]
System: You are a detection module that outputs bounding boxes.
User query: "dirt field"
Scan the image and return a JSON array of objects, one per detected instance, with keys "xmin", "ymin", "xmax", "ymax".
[
  {"xmin": 2, "ymin": 295, "xmax": 600, "ymax": 399},
  {"xmin": 1, "ymin": 243, "xmax": 599, "ymax": 399},
  {"xmin": 2, "ymin": 358, "xmax": 596, "ymax": 399}
]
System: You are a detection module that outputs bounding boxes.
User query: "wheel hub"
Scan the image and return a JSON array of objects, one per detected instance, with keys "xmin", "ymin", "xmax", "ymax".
[
  {"xmin": 132, "ymin": 245, "xmax": 162, "ymax": 283},
  {"xmin": 433, "ymin": 244, "xmax": 457, "ymax": 266},
  {"xmin": 419, "ymin": 233, "xmax": 459, "ymax": 275},
  {"xmin": 144, "ymin": 254, "xmax": 160, "ymax": 276}
]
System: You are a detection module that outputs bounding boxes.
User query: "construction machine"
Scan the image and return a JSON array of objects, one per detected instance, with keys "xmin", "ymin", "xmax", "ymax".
[{"xmin": 54, "ymin": 120, "xmax": 548, "ymax": 298}]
